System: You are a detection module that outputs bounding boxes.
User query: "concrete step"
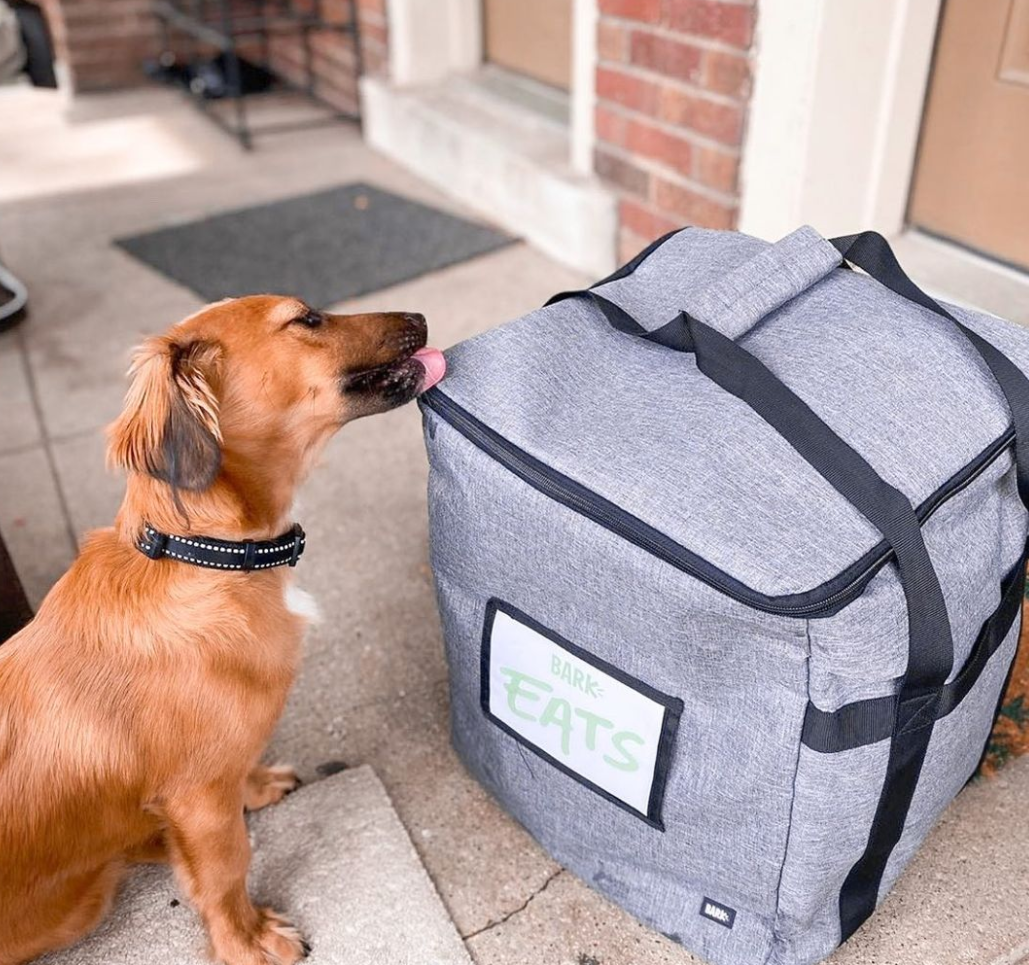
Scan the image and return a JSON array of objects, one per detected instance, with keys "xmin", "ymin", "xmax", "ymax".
[
  {"xmin": 39, "ymin": 766, "xmax": 472, "ymax": 965},
  {"xmin": 361, "ymin": 73, "xmax": 617, "ymax": 277}
]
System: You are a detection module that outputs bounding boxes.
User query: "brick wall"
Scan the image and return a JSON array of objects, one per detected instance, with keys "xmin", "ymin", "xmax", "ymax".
[
  {"xmin": 44, "ymin": 0, "xmax": 385, "ymax": 98},
  {"xmin": 264, "ymin": 0, "xmax": 388, "ymax": 114},
  {"xmin": 51, "ymin": 0, "xmax": 157, "ymax": 91},
  {"xmin": 593, "ymin": 0, "xmax": 755, "ymax": 261}
]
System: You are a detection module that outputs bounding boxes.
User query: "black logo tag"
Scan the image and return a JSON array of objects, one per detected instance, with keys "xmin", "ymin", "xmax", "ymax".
[{"xmin": 700, "ymin": 897, "xmax": 736, "ymax": 929}]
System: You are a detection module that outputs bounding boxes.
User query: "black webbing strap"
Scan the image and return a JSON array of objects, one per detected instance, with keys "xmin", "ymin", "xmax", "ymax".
[
  {"xmin": 822, "ymin": 232, "xmax": 1029, "ymax": 938},
  {"xmin": 547, "ymin": 229, "xmax": 1029, "ymax": 944},
  {"xmin": 803, "ymin": 544, "xmax": 1027, "ymax": 753},
  {"xmin": 831, "ymin": 232, "xmax": 1029, "ymax": 508},
  {"xmin": 579, "ymin": 297, "xmax": 955, "ymax": 696}
]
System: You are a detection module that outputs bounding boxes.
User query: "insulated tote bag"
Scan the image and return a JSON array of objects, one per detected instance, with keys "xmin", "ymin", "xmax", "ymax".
[{"xmin": 419, "ymin": 226, "xmax": 1029, "ymax": 965}]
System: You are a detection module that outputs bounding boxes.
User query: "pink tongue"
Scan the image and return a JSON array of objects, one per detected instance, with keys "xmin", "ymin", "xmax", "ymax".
[{"xmin": 412, "ymin": 347, "xmax": 447, "ymax": 392}]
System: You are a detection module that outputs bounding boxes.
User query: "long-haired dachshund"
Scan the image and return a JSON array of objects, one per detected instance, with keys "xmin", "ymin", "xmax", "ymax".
[{"xmin": 0, "ymin": 296, "xmax": 445, "ymax": 965}]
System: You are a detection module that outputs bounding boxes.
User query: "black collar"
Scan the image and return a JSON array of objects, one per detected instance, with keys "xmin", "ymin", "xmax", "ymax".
[{"xmin": 136, "ymin": 523, "xmax": 306, "ymax": 571}]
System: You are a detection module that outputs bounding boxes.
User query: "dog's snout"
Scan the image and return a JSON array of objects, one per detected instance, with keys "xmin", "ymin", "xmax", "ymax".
[{"xmin": 403, "ymin": 312, "xmax": 426, "ymax": 330}]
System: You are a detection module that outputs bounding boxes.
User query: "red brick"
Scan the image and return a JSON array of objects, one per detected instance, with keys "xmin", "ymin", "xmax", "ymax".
[
  {"xmin": 596, "ymin": 66, "xmax": 660, "ymax": 114},
  {"xmin": 597, "ymin": 20, "xmax": 630, "ymax": 62},
  {"xmin": 658, "ymin": 87, "xmax": 743, "ymax": 145},
  {"xmin": 694, "ymin": 145, "xmax": 739, "ymax": 192},
  {"xmin": 67, "ymin": 38, "xmax": 155, "ymax": 67},
  {"xmin": 629, "ymin": 30, "xmax": 703, "ymax": 85},
  {"xmin": 356, "ymin": 0, "xmax": 386, "ymax": 13},
  {"xmin": 624, "ymin": 117, "xmax": 693, "ymax": 175},
  {"xmin": 311, "ymin": 32, "xmax": 357, "ymax": 62},
  {"xmin": 653, "ymin": 177, "xmax": 736, "ymax": 228},
  {"xmin": 619, "ymin": 198, "xmax": 681, "ymax": 240},
  {"xmin": 599, "ymin": 0, "xmax": 661, "ymax": 23},
  {"xmin": 594, "ymin": 104, "xmax": 629, "ymax": 146},
  {"xmin": 594, "ymin": 148, "xmax": 651, "ymax": 197},
  {"xmin": 703, "ymin": 49, "xmax": 751, "ymax": 98},
  {"xmin": 664, "ymin": 0, "xmax": 754, "ymax": 49}
]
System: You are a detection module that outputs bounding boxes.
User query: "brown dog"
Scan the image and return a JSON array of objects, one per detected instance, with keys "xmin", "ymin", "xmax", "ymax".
[{"xmin": 0, "ymin": 296, "xmax": 446, "ymax": 965}]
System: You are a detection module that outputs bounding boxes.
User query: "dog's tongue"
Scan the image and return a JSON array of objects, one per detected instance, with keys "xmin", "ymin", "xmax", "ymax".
[{"xmin": 412, "ymin": 347, "xmax": 446, "ymax": 392}]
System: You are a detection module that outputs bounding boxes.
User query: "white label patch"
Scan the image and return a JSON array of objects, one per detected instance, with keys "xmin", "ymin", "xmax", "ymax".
[{"xmin": 482, "ymin": 601, "xmax": 682, "ymax": 827}]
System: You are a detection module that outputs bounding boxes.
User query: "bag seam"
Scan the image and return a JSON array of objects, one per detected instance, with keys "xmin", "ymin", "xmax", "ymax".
[{"xmin": 762, "ymin": 616, "xmax": 813, "ymax": 965}]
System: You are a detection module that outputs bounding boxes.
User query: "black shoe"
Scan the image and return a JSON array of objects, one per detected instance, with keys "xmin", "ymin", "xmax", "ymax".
[{"xmin": 0, "ymin": 260, "xmax": 28, "ymax": 334}]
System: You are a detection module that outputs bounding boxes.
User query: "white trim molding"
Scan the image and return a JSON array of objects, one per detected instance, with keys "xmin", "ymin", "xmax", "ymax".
[
  {"xmin": 738, "ymin": 0, "xmax": 941, "ymax": 241},
  {"xmin": 386, "ymin": 0, "xmax": 482, "ymax": 87},
  {"xmin": 366, "ymin": 0, "xmax": 616, "ymax": 275},
  {"xmin": 570, "ymin": 0, "xmax": 599, "ymax": 176}
]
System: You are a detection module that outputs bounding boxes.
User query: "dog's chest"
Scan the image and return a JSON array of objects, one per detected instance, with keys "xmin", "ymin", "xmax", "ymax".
[{"xmin": 284, "ymin": 582, "xmax": 321, "ymax": 624}]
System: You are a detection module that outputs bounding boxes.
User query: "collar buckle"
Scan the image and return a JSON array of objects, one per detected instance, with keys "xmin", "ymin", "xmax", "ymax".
[
  {"xmin": 140, "ymin": 528, "xmax": 168, "ymax": 560},
  {"xmin": 289, "ymin": 524, "xmax": 305, "ymax": 567}
]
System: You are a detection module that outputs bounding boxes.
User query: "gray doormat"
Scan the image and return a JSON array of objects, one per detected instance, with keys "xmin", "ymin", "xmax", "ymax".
[{"xmin": 116, "ymin": 183, "xmax": 514, "ymax": 306}]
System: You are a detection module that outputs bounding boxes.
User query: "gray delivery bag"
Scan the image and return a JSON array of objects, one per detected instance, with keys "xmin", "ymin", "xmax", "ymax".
[{"xmin": 419, "ymin": 226, "xmax": 1029, "ymax": 965}]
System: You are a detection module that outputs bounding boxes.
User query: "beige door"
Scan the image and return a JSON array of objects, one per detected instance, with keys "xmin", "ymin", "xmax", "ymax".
[
  {"xmin": 482, "ymin": 0, "xmax": 573, "ymax": 91},
  {"xmin": 909, "ymin": 0, "xmax": 1029, "ymax": 270}
]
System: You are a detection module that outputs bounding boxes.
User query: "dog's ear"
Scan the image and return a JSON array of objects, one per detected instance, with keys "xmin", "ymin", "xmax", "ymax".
[{"xmin": 107, "ymin": 337, "xmax": 224, "ymax": 492}]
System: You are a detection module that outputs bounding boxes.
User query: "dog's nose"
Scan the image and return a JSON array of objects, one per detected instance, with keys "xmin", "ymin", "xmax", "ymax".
[{"xmin": 403, "ymin": 312, "xmax": 427, "ymax": 329}]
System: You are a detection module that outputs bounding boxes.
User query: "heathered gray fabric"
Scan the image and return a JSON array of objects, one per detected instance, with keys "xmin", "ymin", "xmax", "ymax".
[
  {"xmin": 439, "ymin": 227, "xmax": 1029, "ymax": 597},
  {"xmin": 426, "ymin": 412, "xmax": 805, "ymax": 964},
  {"xmin": 422, "ymin": 226, "xmax": 1029, "ymax": 965},
  {"xmin": 769, "ymin": 741, "xmax": 889, "ymax": 965},
  {"xmin": 682, "ymin": 226, "xmax": 842, "ymax": 341},
  {"xmin": 806, "ymin": 451, "xmax": 1024, "ymax": 709},
  {"xmin": 878, "ymin": 623, "xmax": 1022, "ymax": 902}
]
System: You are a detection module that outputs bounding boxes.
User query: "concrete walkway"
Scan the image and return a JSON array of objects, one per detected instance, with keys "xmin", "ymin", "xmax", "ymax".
[
  {"xmin": 38, "ymin": 767, "xmax": 473, "ymax": 965},
  {"xmin": 1, "ymin": 85, "xmax": 1027, "ymax": 965}
]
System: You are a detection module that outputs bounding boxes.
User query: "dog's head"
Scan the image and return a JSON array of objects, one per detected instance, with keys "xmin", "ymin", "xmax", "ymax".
[{"xmin": 107, "ymin": 295, "xmax": 445, "ymax": 494}]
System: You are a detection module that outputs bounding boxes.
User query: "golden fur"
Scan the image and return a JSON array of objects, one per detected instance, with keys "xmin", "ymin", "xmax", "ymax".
[{"xmin": 0, "ymin": 296, "xmax": 433, "ymax": 965}]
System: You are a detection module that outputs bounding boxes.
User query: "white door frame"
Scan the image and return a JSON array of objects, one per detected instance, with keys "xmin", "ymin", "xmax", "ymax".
[
  {"xmin": 738, "ymin": 0, "xmax": 942, "ymax": 241},
  {"xmin": 385, "ymin": 0, "xmax": 597, "ymax": 174},
  {"xmin": 386, "ymin": 0, "xmax": 482, "ymax": 87},
  {"xmin": 570, "ymin": 0, "xmax": 598, "ymax": 175}
]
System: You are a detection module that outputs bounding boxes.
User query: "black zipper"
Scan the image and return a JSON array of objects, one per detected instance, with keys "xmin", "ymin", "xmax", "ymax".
[{"xmin": 421, "ymin": 389, "xmax": 1016, "ymax": 618}]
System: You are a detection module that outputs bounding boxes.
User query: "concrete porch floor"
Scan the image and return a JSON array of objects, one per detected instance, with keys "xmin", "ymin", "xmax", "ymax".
[{"xmin": 1, "ymin": 85, "xmax": 1028, "ymax": 965}]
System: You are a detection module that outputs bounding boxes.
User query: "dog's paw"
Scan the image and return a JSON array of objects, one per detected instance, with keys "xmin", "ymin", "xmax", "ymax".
[
  {"xmin": 216, "ymin": 908, "xmax": 308, "ymax": 965},
  {"xmin": 254, "ymin": 908, "xmax": 309, "ymax": 965},
  {"xmin": 244, "ymin": 764, "xmax": 301, "ymax": 811}
]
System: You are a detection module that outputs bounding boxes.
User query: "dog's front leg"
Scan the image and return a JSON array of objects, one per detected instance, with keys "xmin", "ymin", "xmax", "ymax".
[{"xmin": 163, "ymin": 786, "xmax": 307, "ymax": 965}]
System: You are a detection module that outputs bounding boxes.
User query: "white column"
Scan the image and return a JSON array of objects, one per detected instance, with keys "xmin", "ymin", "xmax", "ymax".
[
  {"xmin": 738, "ymin": 0, "xmax": 941, "ymax": 240},
  {"xmin": 570, "ymin": 0, "xmax": 599, "ymax": 176}
]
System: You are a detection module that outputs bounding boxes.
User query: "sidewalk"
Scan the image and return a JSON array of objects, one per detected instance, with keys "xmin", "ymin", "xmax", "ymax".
[{"xmin": 1, "ymin": 85, "xmax": 1027, "ymax": 965}]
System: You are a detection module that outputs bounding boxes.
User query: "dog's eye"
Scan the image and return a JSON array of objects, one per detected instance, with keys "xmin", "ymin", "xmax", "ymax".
[{"xmin": 294, "ymin": 310, "xmax": 324, "ymax": 329}]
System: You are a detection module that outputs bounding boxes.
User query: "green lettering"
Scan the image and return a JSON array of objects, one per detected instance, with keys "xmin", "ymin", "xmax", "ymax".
[
  {"xmin": 550, "ymin": 655, "xmax": 562, "ymax": 677},
  {"xmin": 573, "ymin": 707, "xmax": 614, "ymax": 750},
  {"xmin": 539, "ymin": 697, "xmax": 574, "ymax": 756},
  {"xmin": 604, "ymin": 731, "xmax": 644, "ymax": 772},
  {"xmin": 500, "ymin": 668, "xmax": 552, "ymax": 722}
]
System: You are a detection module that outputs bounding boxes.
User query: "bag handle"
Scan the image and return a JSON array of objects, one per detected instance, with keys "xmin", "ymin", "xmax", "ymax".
[
  {"xmin": 546, "ymin": 225, "xmax": 843, "ymax": 346},
  {"xmin": 683, "ymin": 225, "xmax": 843, "ymax": 339},
  {"xmin": 830, "ymin": 231, "xmax": 1029, "ymax": 506}
]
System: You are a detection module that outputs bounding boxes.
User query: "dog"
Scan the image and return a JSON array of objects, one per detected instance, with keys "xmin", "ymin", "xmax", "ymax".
[{"xmin": 0, "ymin": 295, "xmax": 446, "ymax": 965}]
